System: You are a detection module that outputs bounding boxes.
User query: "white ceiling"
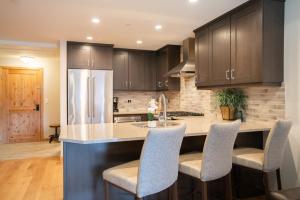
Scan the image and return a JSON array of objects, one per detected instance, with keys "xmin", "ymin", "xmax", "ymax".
[{"xmin": 0, "ymin": 0, "xmax": 248, "ymax": 50}]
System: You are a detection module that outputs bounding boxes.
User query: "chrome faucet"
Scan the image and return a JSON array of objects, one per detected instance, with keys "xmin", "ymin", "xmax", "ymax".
[{"xmin": 159, "ymin": 93, "xmax": 167, "ymax": 123}]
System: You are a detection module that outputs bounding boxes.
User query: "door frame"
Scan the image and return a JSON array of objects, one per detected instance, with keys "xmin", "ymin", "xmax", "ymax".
[{"xmin": 0, "ymin": 67, "xmax": 44, "ymax": 143}]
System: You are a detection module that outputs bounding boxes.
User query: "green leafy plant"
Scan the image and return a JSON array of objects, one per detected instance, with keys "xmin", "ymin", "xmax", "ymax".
[{"xmin": 216, "ymin": 88, "xmax": 247, "ymax": 111}]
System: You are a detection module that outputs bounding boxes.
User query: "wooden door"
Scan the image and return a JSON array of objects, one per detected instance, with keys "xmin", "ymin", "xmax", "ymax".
[
  {"xmin": 209, "ymin": 16, "xmax": 231, "ymax": 86},
  {"xmin": 113, "ymin": 50, "xmax": 129, "ymax": 90},
  {"xmin": 67, "ymin": 44, "xmax": 91, "ymax": 69},
  {"xmin": 91, "ymin": 45, "xmax": 113, "ymax": 70},
  {"xmin": 231, "ymin": 1, "xmax": 262, "ymax": 84},
  {"xmin": 144, "ymin": 52, "xmax": 157, "ymax": 91},
  {"xmin": 128, "ymin": 51, "xmax": 145, "ymax": 90},
  {"xmin": 195, "ymin": 27, "xmax": 210, "ymax": 87},
  {"xmin": 5, "ymin": 68, "xmax": 42, "ymax": 143}
]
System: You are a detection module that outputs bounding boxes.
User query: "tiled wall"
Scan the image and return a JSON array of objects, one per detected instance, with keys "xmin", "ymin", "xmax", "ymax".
[{"xmin": 114, "ymin": 78, "xmax": 285, "ymax": 122}]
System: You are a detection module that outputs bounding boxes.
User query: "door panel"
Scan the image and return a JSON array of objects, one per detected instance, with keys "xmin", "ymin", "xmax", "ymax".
[
  {"xmin": 144, "ymin": 52, "xmax": 157, "ymax": 91},
  {"xmin": 195, "ymin": 28, "xmax": 210, "ymax": 87},
  {"xmin": 209, "ymin": 17, "xmax": 231, "ymax": 86},
  {"xmin": 91, "ymin": 46, "xmax": 113, "ymax": 70},
  {"xmin": 67, "ymin": 44, "xmax": 91, "ymax": 69},
  {"xmin": 6, "ymin": 69, "xmax": 42, "ymax": 143},
  {"xmin": 68, "ymin": 69, "xmax": 91, "ymax": 124},
  {"xmin": 231, "ymin": 2, "xmax": 262, "ymax": 84},
  {"xmin": 128, "ymin": 51, "xmax": 145, "ymax": 90},
  {"xmin": 0, "ymin": 68, "xmax": 8, "ymax": 143},
  {"xmin": 91, "ymin": 70, "xmax": 113, "ymax": 123},
  {"xmin": 113, "ymin": 50, "xmax": 129, "ymax": 90}
]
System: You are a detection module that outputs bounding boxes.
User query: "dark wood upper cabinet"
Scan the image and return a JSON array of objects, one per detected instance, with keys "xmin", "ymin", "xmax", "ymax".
[
  {"xmin": 91, "ymin": 45, "xmax": 113, "ymax": 70},
  {"xmin": 230, "ymin": 0, "xmax": 262, "ymax": 85},
  {"xmin": 113, "ymin": 50, "xmax": 129, "ymax": 90},
  {"xmin": 67, "ymin": 42, "xmax": 113, "ymax": 70},
  {"xmin": 144, "ymin": 52, "xmax": 157, "ymax": 91},
  {"xmin": 194, "ymin": 0, "xmax": 284, "ymax": 88},
  {"xmin": 128, "ymin": 51, "xmax": 145, "ymax": 90},
  {"xmin": 209, "ymin": 16, "xmax": 231, "ymax": 86},
  {"xmin": 67, "ymin": 44, "xmax": 91, "ymax": 69},
  {"xmin": 156, "ymin": 45, "xmax": 181, "ymax": 91},
  {"xmin": 195, "ymin": 28, "xmax": 210, "ymax": 87}
]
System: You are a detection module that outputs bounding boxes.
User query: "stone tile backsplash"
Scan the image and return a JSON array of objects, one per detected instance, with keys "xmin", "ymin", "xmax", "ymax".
[{"xmin": 114, "ymin": 77, "xmax": 285, "ymax": 122}]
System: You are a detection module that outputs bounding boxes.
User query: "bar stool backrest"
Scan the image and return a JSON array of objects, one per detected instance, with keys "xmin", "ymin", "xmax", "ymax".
[
  {"xmin": 201, "ymin": 120, "xmax": 241, "ymax": 182},
  {"xmin": 264, "ymin": 120, "xmax": 292, "ymax": 172},
  {"xmin": 137, "ymin": 124, "xmax": 186, "ymax": 198}
]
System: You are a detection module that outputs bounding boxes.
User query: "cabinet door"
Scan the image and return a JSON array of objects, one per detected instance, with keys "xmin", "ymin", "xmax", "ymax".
[
  {"xmin": 195, "ymin": 28, "xmax": 210, "ymax": 87},
  {"xmin": 209, "ymin": 17, "xmax": 231, "ymax": 86},
  {"xmin": 231, "ymin": 2, "xmax": 262, "ymax": 84},
  {"xmin": 128, "ymin": 51, "xmax": 145, "ymax": 90},
  {"xmin": 91, "ymin": 45, "xmax": 113, "ymax": 70},
  {"xmin": 156, "ymin": 50, "xmax": 168, "ymax": 90},
  {"xmin": 113, "ymin": 50, "xmax": 129, "ymax": 90},
  {"xmin": 144, "ymin": 52, "xmax": 157, "ymax": 91},
  {"xmin": 67, "ymin": 44, "xmax": 91, "ymax": 69}
]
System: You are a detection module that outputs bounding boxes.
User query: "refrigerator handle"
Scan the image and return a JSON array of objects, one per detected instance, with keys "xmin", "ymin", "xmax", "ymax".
[
  {"xmin": 87, "ymin": 77, "xmax": 90, "ymax": 117},
  {"xmin": 92, "ymin": 77, "xmax": 95, "ymax": 118}
]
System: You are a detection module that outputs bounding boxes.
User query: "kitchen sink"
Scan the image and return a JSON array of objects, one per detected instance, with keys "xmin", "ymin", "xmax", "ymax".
[{"xmin": 131, "ymin": 121, "xmax": 181, "ymax": 128}]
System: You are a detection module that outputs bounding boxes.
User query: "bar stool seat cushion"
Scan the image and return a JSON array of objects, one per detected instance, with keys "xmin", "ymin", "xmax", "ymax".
[
  {"xmin": 103, "ymin": 160, "xmax": 139, "ymax": 194},
  {"xmin": 179, "ymin": 152, "xmax": 203, "ymax": 179},
  {"xmin": 232, "ymin": 148, "xmax": 264, "ymax": 170}
]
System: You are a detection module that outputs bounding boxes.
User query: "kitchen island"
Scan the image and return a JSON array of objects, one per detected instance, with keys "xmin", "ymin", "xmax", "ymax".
[{"xmin": 60, "ymin": 117, "xmax": 273, "ymax": 200}]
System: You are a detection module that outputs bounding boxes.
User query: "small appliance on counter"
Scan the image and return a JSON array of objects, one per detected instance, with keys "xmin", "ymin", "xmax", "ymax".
[{"xmin": 113, "ymin": 97, "xmax": 119, "ymax": 112}]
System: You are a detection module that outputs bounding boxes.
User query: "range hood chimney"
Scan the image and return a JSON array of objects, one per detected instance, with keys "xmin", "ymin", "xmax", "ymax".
[{"xmin": 165, "ymin": 38, "xmax": 195, "ymax": 78}]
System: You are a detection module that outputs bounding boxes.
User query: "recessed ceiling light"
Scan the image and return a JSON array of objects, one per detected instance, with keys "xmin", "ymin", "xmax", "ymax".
[
  {"xmin": 86, "ymin": 36, "xmax": 93, "ymax": 40},
  {"xmin": 136, "ymin": 40, "xmax": 143, "ymax": 44},
  {"xmin": 91, "ymin": 17, "xmax": 100, "ymax": 24},
  {"xmin": 155, "ymin": 25, "xmax": 162, "ymax": 30},
  {"xmin": 189, "ymin": 0, "xmax": 198, "ymax": 3}
]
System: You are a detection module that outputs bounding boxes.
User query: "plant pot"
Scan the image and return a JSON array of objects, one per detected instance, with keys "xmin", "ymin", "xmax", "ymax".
[{"xmin": 220, "ymin": 106, "xmax": 236, "ymax": 120}]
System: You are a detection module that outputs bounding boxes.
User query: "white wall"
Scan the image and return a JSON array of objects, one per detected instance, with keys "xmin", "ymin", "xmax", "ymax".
[
  {"xmin": 282, "ymin": 0, "xmax": 300, "ymax": 188},
  {"xmin": 0, "ymin": 48, "xmax": 60, "ymax": 139}
]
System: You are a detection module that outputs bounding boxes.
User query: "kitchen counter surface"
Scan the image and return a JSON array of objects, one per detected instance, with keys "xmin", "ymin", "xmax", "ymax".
[{"xmin": 60, "ymin": 117, "xmax": 273, "ymax": 144}]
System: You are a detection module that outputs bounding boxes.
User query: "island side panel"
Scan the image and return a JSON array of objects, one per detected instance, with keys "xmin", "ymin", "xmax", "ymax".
[{"xmin": 63, "ymin": 132, "xmax": 265, "ymax": 200}]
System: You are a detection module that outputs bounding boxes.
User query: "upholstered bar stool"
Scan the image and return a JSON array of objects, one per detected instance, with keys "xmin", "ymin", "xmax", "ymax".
[
  {"xmin": 232, "ymin": 120, "xmax": 292, "ymax": 199},
  {"xmin": 179, "ymin": 120, "xmax": 241, "ymax": 200},
  {"xmin": 103, "ymin": 124, "xmax": 187, "ymax": 200}
]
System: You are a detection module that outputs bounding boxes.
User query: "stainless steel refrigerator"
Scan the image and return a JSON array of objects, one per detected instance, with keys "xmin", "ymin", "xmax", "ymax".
[{"xmin": 67, "ymin": 69, "xmax": 113, "ymax": 124}]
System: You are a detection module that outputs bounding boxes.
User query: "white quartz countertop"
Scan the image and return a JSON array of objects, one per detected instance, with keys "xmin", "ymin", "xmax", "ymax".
[{"xmin": 59, "ymin": 117, "xmax": 273, "ymax": 144}]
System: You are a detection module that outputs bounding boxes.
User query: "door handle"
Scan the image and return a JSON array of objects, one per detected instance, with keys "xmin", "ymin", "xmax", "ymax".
[
  {"xmin": 226, "ymin": 70, "xmax": 230, "ymax": 80},
  {"xmin": 92, "ymin": 77, "xmax": 95, "ymax": 118},
  {"xmin": 34, "ymin": 104, "xmax": 40, "ymax": 111},
  {"xmin": 231, "ymin": 69, "xmax": 235, "ymax": 80},
  {"xmin": 87, "ymin": 77, "xmax": 90, "ymax": 117}
]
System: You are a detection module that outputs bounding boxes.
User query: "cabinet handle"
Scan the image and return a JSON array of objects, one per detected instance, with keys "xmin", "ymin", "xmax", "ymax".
[
  {"xmin": 157, "ymin": 81, "xmax": 162, "ymax": 88},
  {"xmin": 88, "ymin": 59, "xmax": 90, "ymax": 67},
  {"xmin": 164, "ymin": 80, "xmax": 168, "ymax": 87},
  {"xmin": 92, "ymin": 59, "xmax": 94, "ymax": 68},
  {"xmin": 226, "ymin": 70, "xmax": 230, "ymax": 80},
  {"xmin": 125, "ymin": 81, "xmax": 128, "ymax": 87},
  {"xmin": 231, "ymin": 69, "xmax": 235, "ymax": 80},
  {"xmin": 129, "ymin": 81, "xmax": 132, "ymax": 87}
]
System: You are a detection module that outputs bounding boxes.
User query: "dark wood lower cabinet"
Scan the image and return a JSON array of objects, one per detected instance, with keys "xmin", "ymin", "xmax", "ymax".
[{"xmin": 64, "ymin": 133, "xmax": 266, "ymax": 200}]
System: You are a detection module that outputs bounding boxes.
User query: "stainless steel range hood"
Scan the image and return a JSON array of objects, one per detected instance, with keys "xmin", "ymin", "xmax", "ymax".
[{"xmin": 165, "ymin": 38, "xmax": 195, "ymax": 78}]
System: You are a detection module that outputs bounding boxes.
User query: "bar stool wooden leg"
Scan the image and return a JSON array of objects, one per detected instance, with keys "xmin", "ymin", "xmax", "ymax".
[
  {"xmin": 201, "ymin": 181, "xmax": 208, "ymax": 200},
  {"xmin": 276, "ymin": 168, "xmax": 282, "ymax": 190},
  {"xmin": 225, "ymin": 173, "xmax": 233, "ymax": 200},
  {"xmin": 170, "ymin": 181, "xmax": 178, "ymax": 200},
  {"xmin": 263, "ymin": 172, "xmax": 271, "ymax": 200},
  {"xmin": 104, "ymin": 180, "xmax": 110, "ymax": 200}
]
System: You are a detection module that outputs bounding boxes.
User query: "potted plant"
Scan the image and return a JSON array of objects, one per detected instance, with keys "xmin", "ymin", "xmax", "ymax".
[{"xmin": 216, "ymin": 88, "xmax": 247, "ymax": 120}]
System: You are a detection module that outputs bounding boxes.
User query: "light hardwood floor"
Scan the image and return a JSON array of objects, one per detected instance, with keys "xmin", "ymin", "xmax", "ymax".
[
  {"xmin": 0, "ymin": 156, "xmax": 264, "ymax": 200},
  {"xmin": 0, "ymin": 157, "xmax": 63, "ymax": 200}
]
